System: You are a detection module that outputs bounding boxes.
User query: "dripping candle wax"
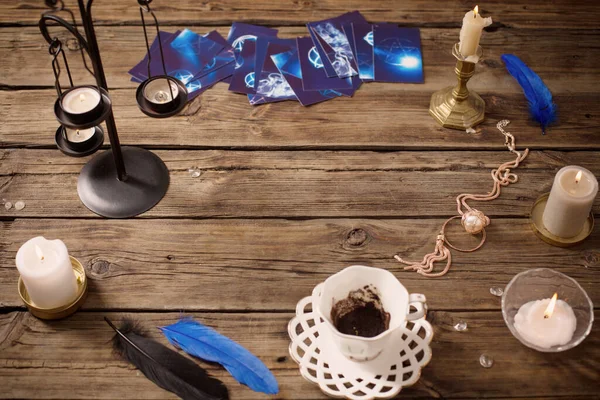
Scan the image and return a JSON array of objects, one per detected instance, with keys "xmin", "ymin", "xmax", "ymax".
[{"xmin": 458, "ymin": 5, "xmax": 492, "ymax": 58}]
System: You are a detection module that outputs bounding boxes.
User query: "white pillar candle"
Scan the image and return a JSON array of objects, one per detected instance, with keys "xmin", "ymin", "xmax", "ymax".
[
  {"xmin": 543, "ymin": 166, "xmax": 598, "ymax": 237},
  {"xmin": 65, "ymin": 127, "xmax": 95, "ymax": 143},
  {"xmin": 458, "ymin": 6, "xmax": 492, "ymax": 58},
  {"xmin": 514, "ymin": 294, "xmax": 576, "ymax": 349},
  {"xmin": 62, "ymin": 87, "xmax": 100, "ymax": 114},
  {"xmin": 15, "ymin": 237, "xmax": 78, "ymax": 309}
]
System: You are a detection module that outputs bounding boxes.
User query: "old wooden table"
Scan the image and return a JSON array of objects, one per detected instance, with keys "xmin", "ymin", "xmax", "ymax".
[{"xmin": 1, "ymin": 0, "xmax": 599, "ymax": 398}]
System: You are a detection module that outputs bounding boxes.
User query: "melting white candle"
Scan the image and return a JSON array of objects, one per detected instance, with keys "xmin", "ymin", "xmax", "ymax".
[
  {"xmin": 514, "ymin": 293, "xmax": 577, "ymax": 349},
  {"xmin": 61, "ymin": 87, "xmax": 100, "ymax": 114},
  {"xmin": 458, "ymin": 6, "xmax": 492, "ymax": 58},
  {"xmin": 15, "ymin": 237, "xmax": 78, "ymax": 309},
  {"xmin": 543, "ymin": 166, "xmax": 598, "ymax": 237},
  {"xmin": 65, "ymin": 127, "xmax": 95, "ymax": 143}
]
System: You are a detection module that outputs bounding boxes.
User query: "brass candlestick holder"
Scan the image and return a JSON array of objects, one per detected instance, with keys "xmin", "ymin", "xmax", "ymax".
[{"xmin": 429, "ymin": 43, "xmax": 485, "ymax": 130}]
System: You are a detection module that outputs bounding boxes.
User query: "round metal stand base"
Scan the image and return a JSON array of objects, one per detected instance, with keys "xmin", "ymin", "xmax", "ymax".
[
  {"xmin": 78, "ymin": 146, "xmax": 169, "ymax": 218},
  {"xmin": 530, "ymin": 193, "xmax": 594, "ymax": 247}
]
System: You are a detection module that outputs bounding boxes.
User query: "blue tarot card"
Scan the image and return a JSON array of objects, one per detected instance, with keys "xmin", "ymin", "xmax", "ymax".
[
  {"xmin": 254, "ymin": 42, "xmax": 297, "ymax": 102},
  {"xmin": 193, "ymin": 31, "xmax": 235, "ymax": 80},
  {"xmin": 187, "ymin": 61, "xmax": 236, "ymax": 100},
  {"xmin": 228, "ymin": 38, "xmax": 261, "ymax": 94},
  {"xmin": 224, "ymin": 23, "xmax": 278, "ymax": 85},
  {"xmin": 272, "ymin": 47, "xmax": 341, "ymax": 106},
  {"xmin": 350, "ymin": 23, "xmax": 397, "ymax": 81},
  {"xmin": 227, "ymin": 23, "xmax": 279, "ymax": 65},
  {"xmin": 307, "ymin": 11, "xmax": 366, "ymax": 78},
  {"xmin": 148, "ymin": 29, "xmax": 224, "ymax": 84},
  {"xmin": 297, "ymin": 36, "xmax": 352, "ymax": 92},
  {"xmin": 349, "ymin": 23, "xmax": 374, "ymax": 80},
  {"xmin": 253, "ymin": 37, "xmax": 296, "ymax": 92},
  {"xmin": 373, "ymin": 26, "xmax": 424, "ymax": 83},
  {"xmin": 129, "ymin": 30, "xmax": 178, "ymax": 81}
]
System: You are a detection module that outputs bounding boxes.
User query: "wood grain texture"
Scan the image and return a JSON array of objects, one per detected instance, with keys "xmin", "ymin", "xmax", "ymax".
[
  {"xmin": 1, "ymin": 150, "xmax": 599, "ymax": 219},
  {"xmin": 1, "ymin": 218, "xmax": 598, "ymax": 310},
  {"xmin": 0, "ymin": 311, "xmax": 598, "ymax": 399},
  {"xmin": 1, "ymin": 0, "xmax": 599, "ymax": 29},
  {"xmin": 2, "ymin": 88, "xmax": 599, "ymax": 150},
  {"xmin": 1, "ymin": 0, "xmax": 599, "ymax": 398}
]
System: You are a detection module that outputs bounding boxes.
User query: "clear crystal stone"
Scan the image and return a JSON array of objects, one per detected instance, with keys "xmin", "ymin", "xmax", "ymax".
[
  {"xmin": 14, "ymin": 201, "xmax": 25, "ymax": 211},
  {"xmin": 4, "ymin": 202, "xmax": 12, "ymax": 210},
  {"xmin": 454, "ymin": 321, "xmax": 468, "ymax": 331},
  {"xmin": 479, "ymin": 354, "xmax": 494, "ymax": 368},
  {"xmin": 188, "ymin": 168, "xmax": 201, "ymax": 178},
  {"xmin": 489, "ymin": 287, "xmax": 504, "ymax": 297}
]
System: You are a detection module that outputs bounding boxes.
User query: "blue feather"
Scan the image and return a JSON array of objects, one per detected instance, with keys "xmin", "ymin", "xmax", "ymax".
[
  {"xmin": 160, "ymin": 318, "xmax": 279, "ymax": 395},
  {"xmin": 501, "ymin": 54, "xmax": 557, "ymax": 134}
]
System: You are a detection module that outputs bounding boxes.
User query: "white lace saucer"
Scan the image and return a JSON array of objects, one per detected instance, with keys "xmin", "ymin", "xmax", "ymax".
[{"xmin": 288, "ymin": 284, "xmax": 433, "ymax": 400}]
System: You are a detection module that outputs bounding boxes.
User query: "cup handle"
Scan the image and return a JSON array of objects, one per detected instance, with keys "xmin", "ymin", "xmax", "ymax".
[{"xmin": 407, "ymin": 293, "xmax": 427, "ymax": 321}]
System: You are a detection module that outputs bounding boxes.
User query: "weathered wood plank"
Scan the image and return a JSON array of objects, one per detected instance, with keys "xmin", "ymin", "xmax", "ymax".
[
  {"xmin": 2, "ymin": 27, "xmax": 599, "ymax": 91},
  {"xmin": 0, "ymin": 311, "xmax": 598, "ymax": 399},
  {"xmin": 1, "ymin": 150, "xmax": 599, "ymax": 218},
  {"xmin": 1, "ymin": 218, "xmax": 598, "ymax": 310},
  {"xmin": 1, "ymin": 89, "xmax": 599, "ymax": 150},
  {"xmin": 1, "ymin": 0, "xmax": 599, "ymax": 29},
  {"xmin": 3, "ymin": 149, "xmax": 600, "ymax": 175}
]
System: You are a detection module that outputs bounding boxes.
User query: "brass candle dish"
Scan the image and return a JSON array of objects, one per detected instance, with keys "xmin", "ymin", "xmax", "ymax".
[
  {"xmin": 530, "ymin": 193, "xmax": 594, "ymax": 247},
  {"xmin": 18, "ymin": 256, "xmax": 88, "ymax": 320},
  {"xmin": 430, "ymin": 43, "xmax": 485, "ymax": 130}
]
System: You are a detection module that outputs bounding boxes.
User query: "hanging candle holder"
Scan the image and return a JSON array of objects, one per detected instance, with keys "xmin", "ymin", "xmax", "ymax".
[
  {"xmin": 48, "ymin": 38, "xmax": 104, "ymax": 157},
  {"xmin": 39, "ymin": 1, "xmax": 170, "ymax": 218},
  {"xmin": 135, "ymin": 0, "xmax": 187, "ymax": 118}
]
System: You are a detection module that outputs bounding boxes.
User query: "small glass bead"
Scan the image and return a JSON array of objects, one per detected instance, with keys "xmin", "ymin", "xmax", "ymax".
[
  {"xmin": 453, "ymin": 321, "xmax": 468, "ymax": 332},
  {"xmin": 188, "ymin": 168, "xmax": 201, "ymax": 178},
  {"xmin": 4, "ymin": 202, "xmax": 12, "ymax": 210},
  {"xmin": 479, "ymin": 354, "xmax": 494, "ymax": 368},
  {"xmin": 490, "ymin": 287, "xmax": 504, "ymax": 297},
  {"xmin": 14, "ymin": 201, "xmax": 25, "ymax": 211}
]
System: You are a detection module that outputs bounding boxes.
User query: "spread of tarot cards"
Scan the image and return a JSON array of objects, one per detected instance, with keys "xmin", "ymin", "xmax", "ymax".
[{"xmin": 129, "ymin": 12, "xmax": 424, "ymax": 107}]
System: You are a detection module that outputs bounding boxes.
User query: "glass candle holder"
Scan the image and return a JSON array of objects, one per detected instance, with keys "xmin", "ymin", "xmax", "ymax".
[{"xmin": 502, "ymin": 268, "xmax": 593, "ymax": 352}]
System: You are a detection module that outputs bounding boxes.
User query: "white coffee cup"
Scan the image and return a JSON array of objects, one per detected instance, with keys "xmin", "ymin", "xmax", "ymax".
[{"xmin": 315, "ymin": 265, "xmax": 427, "ymax": 362}]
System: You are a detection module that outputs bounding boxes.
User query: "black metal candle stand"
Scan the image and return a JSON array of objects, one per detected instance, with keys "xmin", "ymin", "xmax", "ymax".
[{"xmin": 40, "ymin": 0, "xmax": 170, "ymax": 218}]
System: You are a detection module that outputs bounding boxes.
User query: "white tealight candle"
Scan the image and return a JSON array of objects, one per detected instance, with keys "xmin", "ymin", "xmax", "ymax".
[
  {"xmin": 65, "ymin": 127, "xmax": 95, "ymax": 143},
  {"xmin": 543, "ymin": 166, "xmax": 598, "ymax": 237},
  {"xmin": 514, "ymin": 293, "xmax": 577, "ymax": 349},
  {"xmin": 62, "ymin": 87, "xmax": 101, "ymax": 114},
  {"xmin": 143, "ymin": 79, "xmax": 179, "ymax": 104},
  {"xmin": 15, "ymin": 237, "xmax": 78, "ymax": 309},
  {"xmin": 458, "ymin": 6, "xmax": 492, "ymax": 58}
]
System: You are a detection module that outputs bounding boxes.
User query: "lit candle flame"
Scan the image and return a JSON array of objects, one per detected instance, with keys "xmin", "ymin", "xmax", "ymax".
[
  {"xmin": 34, "ymin": 245, "xmax": 45, "ymax": 261},
  {"xmin": 79, "ymin": 93, "xmax": 86, "ymax": 102},
  {"xmin": 575, "ymin": 170, "xmax": 583, "ymax": 184},
  {"xmin": 543, "ymin": 293, "xmax": 558, "ymax": 319},
  {"xmin": 474, "ymin": 5, "xmax": 479, "ymax": 17}
]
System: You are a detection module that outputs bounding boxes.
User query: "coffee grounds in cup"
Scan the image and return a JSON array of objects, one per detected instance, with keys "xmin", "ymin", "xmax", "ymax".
[{"xmin": 331, "ymin": 285, "xmax": 390, "ymax": 337}]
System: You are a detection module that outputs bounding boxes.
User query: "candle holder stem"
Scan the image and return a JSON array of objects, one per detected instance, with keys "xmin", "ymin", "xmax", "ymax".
[{"xmin": 429, "ymin": 44, "xmax": 485, "ymax": 130}]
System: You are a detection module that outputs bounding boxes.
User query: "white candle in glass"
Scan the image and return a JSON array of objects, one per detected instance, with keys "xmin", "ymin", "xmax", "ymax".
[
  {"xmin": 65, "ymin": 127, "xmax": 95, "ymax": 143},
  {"xmin": 458, "ymin": 6, "xmax": 492, "ymax": 57},
  {"xmin": 15, "ymin": 237, "xmax": 78, "ymax": 309},
  {"xmin": 543, "ymin": 166, "xmax": 598, "ymax": 237},
  {"xmin": 514, "ymin": 293, "xmax": 576, "ymax": 349},
  {"xmin": 62, "ymin": 87, "xmax": 100, "ymax": 114}
]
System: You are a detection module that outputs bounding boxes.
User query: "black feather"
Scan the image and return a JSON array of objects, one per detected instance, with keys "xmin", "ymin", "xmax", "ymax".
[{"xmin": 105, "ymin": 317, "xmax": 229, "ymax": 400}]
